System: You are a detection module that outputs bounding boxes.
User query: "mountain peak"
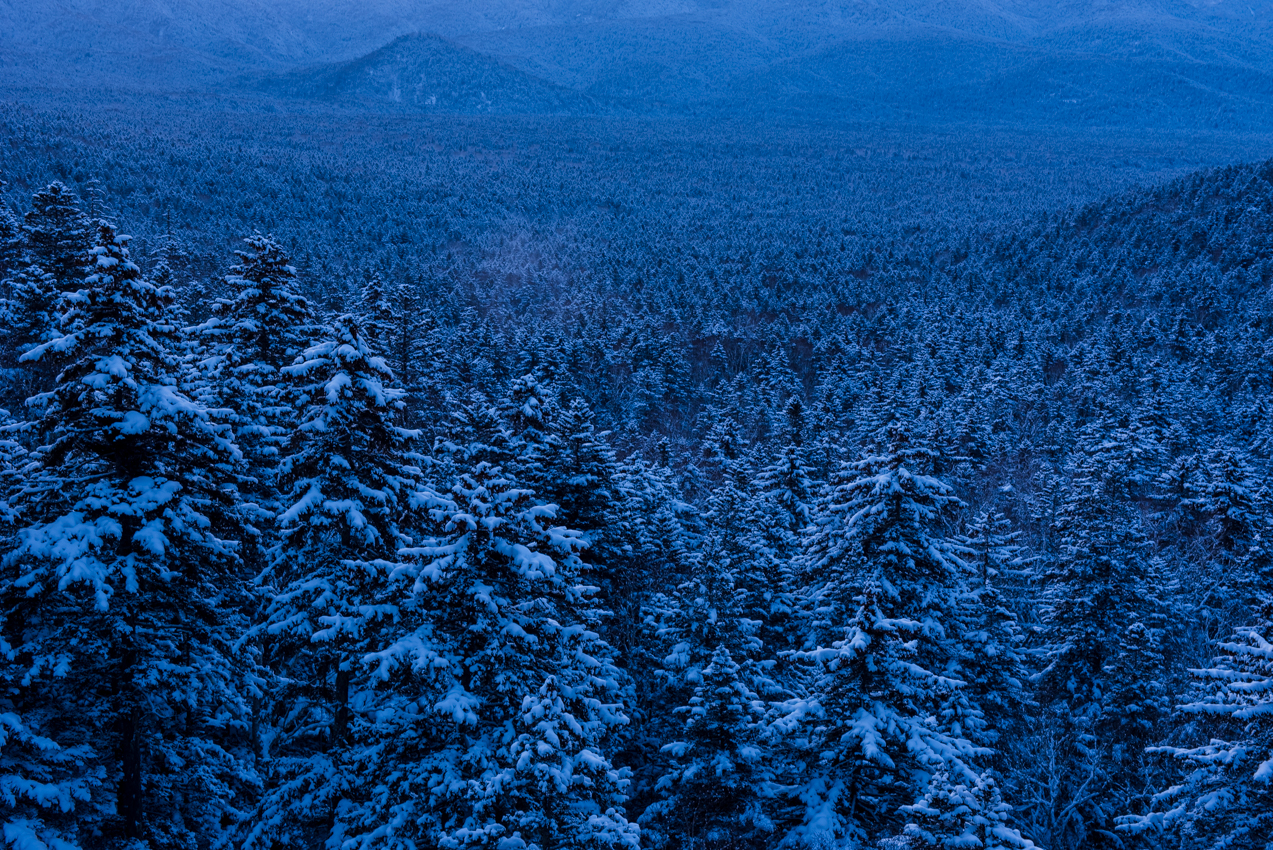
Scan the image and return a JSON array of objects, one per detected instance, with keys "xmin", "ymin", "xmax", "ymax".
[{"xmin": 256, "ymin": 30, "xmax": 598, "ymax": 115}]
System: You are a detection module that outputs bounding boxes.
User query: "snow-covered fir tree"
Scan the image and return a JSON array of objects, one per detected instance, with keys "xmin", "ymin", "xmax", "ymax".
[
  {"xmin": 1117, "ymin": 605, "xmax": 1273, "ymax": 849},
  {"xmin": 0, "ymin": 200, "xmax": 22, "ymax": 283},
  {"xmin": 342, "ymin": 454, "xmax": 640, "ymax": 850},
  {"xmin": 0, "ymin": 223, "xmax": 253, "ymax": 848},
  {"xmin": 189, "ymin": 234, "xmax": 318, "ymax": 488},
  {"xmin": 641, "ymin": 645, "xmax": 774, "ymax": 850},
  {"xmin": 1030, "ymin": 422, "xmax": 1171, "ymax": 850},
  {"xmin": 0, "ymin": 184, "xmax": 96, "ymax": 405},
  {"xmin": 499, "ymin": 372, "xmax": 559, "ymax": 492},
  {"xmin": 392, "ymin": 285, "xmax": 430, "ymax": 419},
  {"xmin": 20, "ymin": 183, "xmax": 92, "ymax": 290},
  {"xmin": 1197, "ymin": 447, "xmax": 1272, "ymax": 616},
  {"xmin": 244, "ymin": 313, "xmax": 422, "ymax": 849},
  {"xmin": 753, "ymin": 399, "xmax": 816, "ymax": 562},
  {"xmin": 0, "ymin": 425, "xmax": 93, "ymax": 850},
  {"xmin": 541, "ymin": 399, "xmax": 627, "ymax": 634},
  {"xmin": 776, "ymin": 424, "xmax": 1027, "ymax": 847},
  {"xmin": 954, "ymin": 511, "xmax": 1029, "ymax": 750},
  {"xmin": 641, "ymin": 433, "xmax": 773, "ymax": 847},
  {"xmin": 356, "ymin": 272, "xmax": 397, "ymax": 356},
  {"xmin": 900, "ymin": 769, "xmax": 1038, "ymax": 850},
  {"xmin": 0, "ymin": 264, "xmax": 61, "ymax": 405},
  {"xmin": 609, "ymin": 441, "xmax": 701, "ymax": 813},
  {"xmin": 1039, "ymin": 431, "xmax": 1170, "ymax": 734},
  {"xmin": 0, "ymin": 708, "xmax": 95, "ymax": 850},
  {"xmin": 750, "ymin": 398, "xmax": 816, "ymax": 655}
]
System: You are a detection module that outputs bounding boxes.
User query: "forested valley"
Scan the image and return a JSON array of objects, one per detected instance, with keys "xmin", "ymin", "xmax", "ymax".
[{"xmin": 2, "ymin": 95, "xmax": 1273, "ymax": 850}]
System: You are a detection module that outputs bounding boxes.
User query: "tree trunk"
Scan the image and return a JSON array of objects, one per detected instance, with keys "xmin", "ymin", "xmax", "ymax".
[
  {"xmin": 332, "ymin": 662, "xmax": 351, "ymax": 746},
  {"xmin": 119, "ymin": 702, "xmax": 144, "ymax": 839}
]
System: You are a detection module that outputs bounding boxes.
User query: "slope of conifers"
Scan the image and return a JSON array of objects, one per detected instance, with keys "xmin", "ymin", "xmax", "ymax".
[{"xmin": 2, "ymin": 137, "xmax": 1273, "ymax": 848}]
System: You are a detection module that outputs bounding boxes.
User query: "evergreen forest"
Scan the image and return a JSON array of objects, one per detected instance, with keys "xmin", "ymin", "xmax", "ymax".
[{"xmin": 4, "ymin": 12, "xmax": 1273, "ymax": 848}]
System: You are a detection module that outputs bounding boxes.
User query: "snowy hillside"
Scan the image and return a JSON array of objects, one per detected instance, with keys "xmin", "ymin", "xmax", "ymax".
[{"xmin": 4, "ymin": 94, "xmax": 1273, "ymax": 848}]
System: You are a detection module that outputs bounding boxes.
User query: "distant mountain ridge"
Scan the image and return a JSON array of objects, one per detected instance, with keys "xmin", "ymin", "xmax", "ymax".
[
  {"xmin": 712, "ymin": 28, "xmax": 1273, "ymax": 128},
  {"xmin": 256, "ymin": 33, "xmax": 597, "ymax": 115},
  {"xmin": 5, "ymin": 0, "xmax": 1273, "ymax": 128},
  {"xmin": 448, "ymin": 1, "xmax": 1273, "ymax": 125}
]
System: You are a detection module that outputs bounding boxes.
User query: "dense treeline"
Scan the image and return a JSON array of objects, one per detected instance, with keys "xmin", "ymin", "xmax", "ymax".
[
  {"xmin": 2, "ymin": 120, "xmax": 1273, "ymax": 849},
  {"xmin": 3, "ymin": 98, "xmax": 1261, "ymax": 308}
]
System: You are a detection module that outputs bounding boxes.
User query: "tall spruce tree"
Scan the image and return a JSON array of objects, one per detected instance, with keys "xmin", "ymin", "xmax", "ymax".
[
  {"xmin": 21, "ymin": 183, "xmax": 92, "ymax": 290},
  {"xmin": 541, "ymin": 399, "xmax": 627, "ymax": 634},
  {"xmin": 373, "ymin": 279, "xmax": 426, "ymax": 426},
  {"xmin": 0, "ymin": 425, "xmax": 92, "ymax": 850},
  {"xmin": 610, "ymin": 443, "xmax": 700, "ymax": 814},
  {"xmin": 778, "ymin": 425, "xmax": 1025, "ymax": 847},
  {"xmin": 0, "ymin": 708, "xmax": 95, "ymax": 850},
  {"xmin": 0, "ymin": 184, "xmax": 95, "ymax": 406},
  {"xmin": 900, "ymin": 769, "xmax": 1039, "ymax": 850},
  {"xmin": 356, "ymin": 272, "xmax": 397, "ymax": 356},
  {"xmin": 955, "ymin": 511, "xmax": 1029, "ymax": 751},
  {"xmin": 244, "ymin": 313, "xmax": 422, "ymax": 849},
  {"xmin": 190, "ymin": 234, "xmax": 318, "ymax": 488},
  {"xmin": 643, "ymin": 451, "xmax": 769, "ymax": 849},
  {"xmin": 0, "ymin": 201, "xmax": 22, "ymax": 284},
  {"xmin": 499, "ymin": 372, "xmax": 558, "ymax": 492},
  {"xmin": 750, "ymin": 398, "xmax": 816, "ymax": 655},
  {"xmin": 1117, "ymin": 605, "xmax": 1273, "ymax": 850},
  {"xmin": 641, "ymin": 644, "xmax": 773, "ymax": 850},
  {"xmin": 1029, "ymin": 423, "xmax": 1170, "ymax": 850},
  {"xmin": 340, "ymin": 455, "xmax": 640, "ymax": 850},
  {"xmin": 0, "ymin": 264, "xmax": 60, "ymax": 407},
  {"xmin": 1039, "ymin": 427, "xmax": 1167, "ymax": 721},
  {"xmin": 0, "ymin": 224, "xmax": 252, "ymax": 848}
]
